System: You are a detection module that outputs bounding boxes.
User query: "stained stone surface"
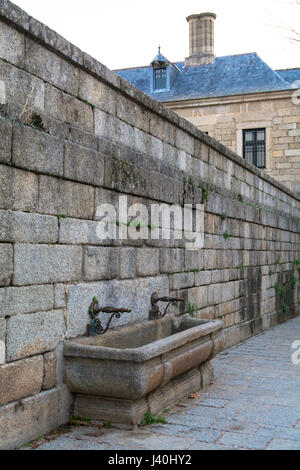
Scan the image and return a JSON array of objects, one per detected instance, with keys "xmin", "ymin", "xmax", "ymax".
[
  {"xmin": 0, "ymin": 210, "xmax": 58, "ymax": 244},
  {"xmin": 0, "ymin": 356, "xmax": 43, "ymax": 406},
  {"xmin": 0, "ymin": 244, "xmax": 13, "ymax": 287},
  {"xmin": 0, "ymin": 319, "xmax": 5, "ymax": 342},
  {"xmin": 0, "ymin": 285, "xmax": 54, "ymax": 318},
  {"xmin": 12, "ymin": 123, "xmax": 64, "ymax": 177},
  {"xmin": 42, "ymin": 350, "xmax": 58, "ymax": 391},
  {"xmin": 13, "ymin": 245, "xmax": 82, "ymax": 286},
  {"xmin": 0, "ymin": 386, "xmax": 72, "ymax": 450},
  {"xmin": 0, "ymin": 319, "xmax": 5, "ymax": 365},
  {"xmin": 65, "ymin": 276, "xmax": 169, "ymax": 339},
  {"xmin": 0, "ymin": 117, "xmax": 12, "ymax": 164},
  {"xmin": 7, "ymin": 310, "xmax": 65, "ymax": 361}
]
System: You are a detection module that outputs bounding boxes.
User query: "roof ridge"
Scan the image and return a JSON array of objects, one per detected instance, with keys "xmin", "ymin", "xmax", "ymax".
[
  {"xmin": 217, "ymin": 51, "xmax": 257, "ymax": 59},
  {"xmin": 276, "ymin": 67, "xmax": 300, "ymax": 72},
  {"xmin": 254, "ymin": 53, "xmax": 293, "ymax": 89},
  {"xmin": 115, "ymin": 52, "xmax": 259, "ymax": 72},
  {"xmin": 114, "ymin": 65, "xmax": 151, "ymax": 71}
]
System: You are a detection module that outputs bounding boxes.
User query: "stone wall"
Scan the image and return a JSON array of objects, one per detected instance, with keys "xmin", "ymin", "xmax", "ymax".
[
  {"xmin": 168, "ymin": 90, "xmax": 300, "ymax": 193},
  {"xmin": 0, "ymin": 0, "xmax": 300, "ymax": 449}
]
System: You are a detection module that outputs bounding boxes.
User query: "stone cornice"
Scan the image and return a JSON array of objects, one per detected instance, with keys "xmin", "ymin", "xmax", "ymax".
[{"xmin": 164, "ymin": 89, "xmax": 295, "ymax": 109}]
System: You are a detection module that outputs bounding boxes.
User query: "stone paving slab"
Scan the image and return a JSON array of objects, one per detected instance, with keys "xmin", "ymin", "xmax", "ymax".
[
  {"xmin": 21, "ymin": 317, "xmax": 300, "ymax": 450},
  {"xmin": 35, "ymin": 438, "xmax": 111, "ymax": 451}
]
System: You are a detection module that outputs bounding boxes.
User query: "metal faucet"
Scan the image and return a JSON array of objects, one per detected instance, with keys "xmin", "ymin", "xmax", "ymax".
[
  {"xmin": 149, "ymin": 292, "xmax": 184, "ymax": 320},
  {"xmin": 88, "ymin": 297, "xmax": 131, "ymax": 336}
]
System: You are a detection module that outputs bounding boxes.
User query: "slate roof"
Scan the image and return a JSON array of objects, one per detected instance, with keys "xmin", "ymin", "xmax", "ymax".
[
  {"xmin": 151, "ymin": 50, "xmax": 169, "ymax": 65},
  {"xmin": 276, "ymin": 68, "xmax": 300, "ymax": 85},
  {"xmin": 115, "ymin": 52, "xmax": 297, "ymax": 102}
]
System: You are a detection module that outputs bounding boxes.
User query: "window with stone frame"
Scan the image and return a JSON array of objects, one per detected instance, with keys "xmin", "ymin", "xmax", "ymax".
[{"xmin": 243, "ymin": 129, "xmax": 266, "ymax": 169}]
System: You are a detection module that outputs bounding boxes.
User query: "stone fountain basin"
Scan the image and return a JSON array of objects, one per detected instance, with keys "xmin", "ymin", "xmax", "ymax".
[{"xmin": 64, "ymin": 315, "xmax": 224, "ymax": 424}]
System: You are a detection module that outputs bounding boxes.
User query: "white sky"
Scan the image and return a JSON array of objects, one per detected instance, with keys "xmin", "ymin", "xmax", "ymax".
[{"xmin": 13, "ymin": 0, "xmax": 300, "ymax": 71}]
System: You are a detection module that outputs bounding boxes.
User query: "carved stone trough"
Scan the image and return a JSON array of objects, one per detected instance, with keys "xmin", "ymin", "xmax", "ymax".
[{"xmin": 64, "ymin": 315, "xmax": 224, "ymax": 425}]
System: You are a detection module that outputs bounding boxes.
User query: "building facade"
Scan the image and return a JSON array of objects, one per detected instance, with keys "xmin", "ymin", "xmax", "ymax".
[{"xmin": 115, "ymin": 13, "xmax": 300, "ymax": 193}]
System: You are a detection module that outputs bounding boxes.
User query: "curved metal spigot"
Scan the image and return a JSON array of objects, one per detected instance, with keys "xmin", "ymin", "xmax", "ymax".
[
  {"xmin": 149, "ymin": 292, "xmax": 184, "ymax": 320},
  {"xmin": 88, "ymin": 298, "xmax": 131, "ymax": 336}
]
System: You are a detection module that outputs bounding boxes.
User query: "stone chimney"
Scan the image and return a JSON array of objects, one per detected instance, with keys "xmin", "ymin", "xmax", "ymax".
[{"xmin": 185, "ymin": 13, "xmax": 217, "ymax": 66}]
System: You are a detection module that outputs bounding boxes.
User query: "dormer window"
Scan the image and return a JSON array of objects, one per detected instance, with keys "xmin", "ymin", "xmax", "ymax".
[
  {"xmin": 154, "ymin": 67, "xmax": 167, "ymax": 91},
  {"xmin": 150, "ymin": 47, "xmax": 175, "ymax": 93},
  {"xmin": 150, "ymin": 47, "xmax": 180, "ymax": 93}
]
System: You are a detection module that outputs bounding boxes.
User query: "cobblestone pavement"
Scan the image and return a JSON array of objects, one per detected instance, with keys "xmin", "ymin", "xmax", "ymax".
[{"xmin": 23, "ymin": 317, "xmax": 300, "ymax": 450}]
